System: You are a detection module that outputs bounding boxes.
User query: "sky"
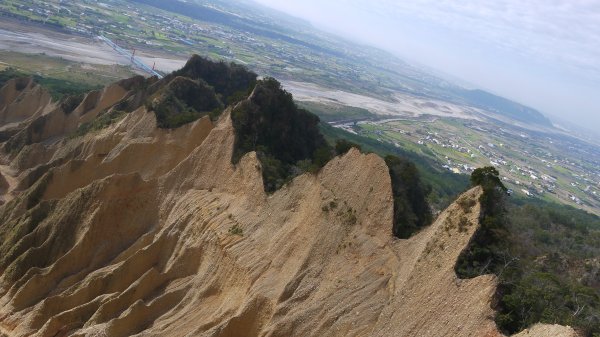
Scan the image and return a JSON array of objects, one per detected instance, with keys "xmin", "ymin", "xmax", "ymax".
[{"xmin": 253, "ymin": 0, "xmax": 600, "ymax": 132}]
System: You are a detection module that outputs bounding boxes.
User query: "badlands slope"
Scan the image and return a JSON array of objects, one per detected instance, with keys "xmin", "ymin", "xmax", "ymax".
[{"xmin": 0, "ymin": 74, "xmax": 578, "ymax": 337}]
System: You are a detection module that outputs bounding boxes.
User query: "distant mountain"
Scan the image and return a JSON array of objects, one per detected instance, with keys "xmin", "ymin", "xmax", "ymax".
[{"xmin": 458, "ymin": 89, "xmax": 553, "ymax": 127}]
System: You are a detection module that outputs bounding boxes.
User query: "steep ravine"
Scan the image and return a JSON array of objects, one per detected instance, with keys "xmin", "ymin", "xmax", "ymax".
[{"xmin": 0, "ymin": 77, "xmax": 578, "ymax": 337}]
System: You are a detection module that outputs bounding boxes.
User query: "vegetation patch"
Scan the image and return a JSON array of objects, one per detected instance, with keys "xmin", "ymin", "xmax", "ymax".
[
  {"xmin": 457, "ymin": 197, "xmax": 476, "ymax": 213},
  {"xmin": 145, "ymin": 55, "xmax": 257, "ymax": 128},
  {"xmin": 0, "ymin": 67, "xmax": 26, "ymax": 88},
  {"xmin": 457, "ymin": 167, "xmax": 600, "ymax": 336},
  {"xmin": 343, "ymin": 208, "xmax": 357, "ymax": 226},
  {"xmin": 0, "ymin": 68, "xmax": 101, "ymax": 101},
  {"xmin": 228, "ymin": 224, "xmax": 243, "ymax": 236},
  {"xmin": 169, "ymin": 54, "xmax": 257, "ymax": 105},
  {"xmin": 34, "ymin": 76, "xmax": 101, "ymax": 101},
  {"xmin": 71, "ymin": 110, "xmax": 126, "ymax": 138},
  {"xmin": 385, "ymin": 155, "xmax": 432, "ymax": 238},
  {"xmin": 60, "ymin": 93, "xmax": 85, "ymax": 114},
  {"xmin": 231, "ymin": 77, "xmax": 333, "ymax": 192},
  {"xmin": 149, "ymin": 77, "xmax": 222, "ymax": 129}
]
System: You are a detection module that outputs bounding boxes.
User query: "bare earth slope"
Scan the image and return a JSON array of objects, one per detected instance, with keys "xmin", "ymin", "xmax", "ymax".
[{"xmin": 0, "ymin": 80, "xmax": 578, "ymax": 337}]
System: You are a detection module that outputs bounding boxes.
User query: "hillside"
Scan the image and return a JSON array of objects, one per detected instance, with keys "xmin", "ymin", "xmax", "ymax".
[
  {"xmin": 0, "ymin": 57, "xmax": 578, "ymax": 337},
  {"xmin": 458, "ymin": 89, "xmax": 553, "ymax": 127}
]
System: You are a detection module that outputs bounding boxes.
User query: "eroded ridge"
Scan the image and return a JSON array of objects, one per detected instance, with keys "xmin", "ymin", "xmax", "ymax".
[{"xmin": 0, "ymin": 76, "xmax": 578, "ymax": 337}]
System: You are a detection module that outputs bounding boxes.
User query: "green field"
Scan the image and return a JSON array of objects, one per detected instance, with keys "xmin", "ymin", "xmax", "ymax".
[
  {"xmin": 0, "ymin": 51, "xmax": 137, "ymax": 87},
  {"xmin": 330, "ymin": 117, "xmax": 600, "ymax": 215}
]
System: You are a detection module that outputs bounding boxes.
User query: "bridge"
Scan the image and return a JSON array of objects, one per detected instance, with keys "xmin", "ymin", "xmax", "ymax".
[{"xmin": 98, "ymin": 35, "xmax": 163, "ymax": 78}]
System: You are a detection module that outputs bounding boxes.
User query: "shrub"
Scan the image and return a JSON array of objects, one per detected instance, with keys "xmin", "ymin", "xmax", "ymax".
[
  {"xmin": 458, "ymin": 197, "xmax": 477, "ymax": 213},
  {"xmin": 60, "ymin": 93, "xmax": 85, "ymax": 114},
  {"xmin": 335, "ymin": 139, "xmax": 361, "ymax": 155},
  {"xmin": 458, "ymin": 216, "xmax": 469, "ymax": 233},
  {"xmin": 345, "ymin": 209, "xmax": 357, "ymax": 226},
  {"xmin": 228, "ymin": 224, "xmax": 243, "ymax": 236}
]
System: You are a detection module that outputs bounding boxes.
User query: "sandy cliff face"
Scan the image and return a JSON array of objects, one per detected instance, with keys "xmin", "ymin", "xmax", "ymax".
[
  {"xmin": 0, "ymin": 78, "xmax": 52, "ymax": 130},
  {"xmin": 0, "ymin": 80, "xmax": 578, "ymax": 337}
]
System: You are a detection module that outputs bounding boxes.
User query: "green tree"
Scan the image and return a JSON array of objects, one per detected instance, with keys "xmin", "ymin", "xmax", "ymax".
[
  {"xmin": 385, "ymin": 155, "xmax": 432, "ymax": 238},
  {"xmin": 456, "ymin": 166, "xmax": 508, "ymax": 278},
  {"xmin": 470, "ymin": 166, "xmax": 507, "ymax": 219},
  {"xmin": 231, "ymin": 78, "xmax": 332, "ymax": 192},
  {"xmin": 470, "ymin": 166, "xmax": 506, "ymax": 192}
]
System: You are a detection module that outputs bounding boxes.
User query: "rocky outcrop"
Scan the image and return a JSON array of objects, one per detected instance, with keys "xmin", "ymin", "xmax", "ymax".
[
  {"xmin": 513, "ymin": 324, "xmax": 579, "ymax": 337},
  {"xmin": 0, "ymin": 78, "xmax": 578, "ymax": 337}
]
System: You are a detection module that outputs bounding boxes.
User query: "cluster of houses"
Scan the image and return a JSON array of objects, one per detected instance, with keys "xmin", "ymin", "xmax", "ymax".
[{"xmin": 354, "ymin": 119, "xmax": 600, "ymax": 209}]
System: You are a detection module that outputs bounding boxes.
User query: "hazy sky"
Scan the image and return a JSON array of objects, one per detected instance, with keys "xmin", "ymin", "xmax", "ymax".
[{"xmin": 254, "ymin": 0, "xmax": 600, "ymax": 131}]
